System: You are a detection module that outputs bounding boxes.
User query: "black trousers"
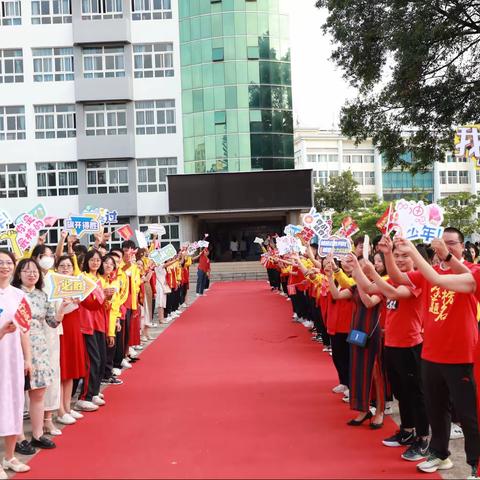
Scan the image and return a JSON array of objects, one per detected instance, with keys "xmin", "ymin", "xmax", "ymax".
[
  {"xmin": 267, "ymin": 268, "xmax": 280, "ymax": 289},
  {"xmin": 281, "ymin": 278, "xmax": 288, "ymax": 295},
  {"xmin": 384, "ymin": 344, "xmax": 429, "ymax": 436},
  {"xmin": 105, "ymin": 342, "xmax": 115, "ymax": 379},
  {"xmin": 331, "ymin": 333, "xmax": 350, "ymax": 386},
  {"xmin": 82, "ymin": 331, "xmax": 106, "ymax": 401},
  {"xmin": 294, "ymin": 291, "xmax": 309, "ymax": 320},
  {"xmin": 113, "ymin": 318, "xmax": 125, "ymax": 369},
  {"xmin": 422, "ymin": 359, "xmax": 480, "ymax": 466}
]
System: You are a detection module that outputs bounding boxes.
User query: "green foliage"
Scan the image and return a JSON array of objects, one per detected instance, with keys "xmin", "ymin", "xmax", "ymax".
[
  {"xmin": 315, "ymin": 0, "xmax": 480, "ymax": 172},
  {"xmin": 314, "ymin": 170, "xmax": 362, "ymax": 212},
  {"xmin": 439, "ymin": 192, "xmax": 480, "ymax": 236}
]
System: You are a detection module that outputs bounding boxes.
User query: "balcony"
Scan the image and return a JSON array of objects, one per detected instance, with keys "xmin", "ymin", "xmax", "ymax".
[
  {"xmin": 72, "ymin": 1, "xmax": 131, "ymax": 45},
  {"xmin": 77, "ymin": 133, "xmax": 135, "ymax": 160},
  {"xmin": 75, "ymin": 76, "xmax": 133, "ymax": 102}
]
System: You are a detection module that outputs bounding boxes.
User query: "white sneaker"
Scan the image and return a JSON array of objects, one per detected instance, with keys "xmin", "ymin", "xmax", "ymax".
[
  {"xmin": 450, "ymin": 423, "xmax": 464, "ymax": 439},
  {"xmin": 75, "ymin": 400, "xmax": 99, "ymax": 412},
  {"xmin": 181, "ymin": 303, "xmax": 187, "ymax": 308},
  {"xmin": 417, "ymin": 454, "xmax": 453, "ymax": 473},
  {"xmin": 342, "ymin": 390, "xmax": 350, "ymax": 403},
  {"xmin": 92, "ymin": 395, "xmax": 106, "ymax": 406},
  {"xmin": 98, "ymin": 392, "xmax": 104, "ymax": 399},
  {"xmin": 121, "ymin": 358, "xmax": 132, "ymax": 369},
  {"xmin": 384, "ymin": 401, "xmax": 393, "ymax": 415},
  {"xmin": 332, "ymin": 384, "xmax": 347, "ymax": 394},
  {"xmin": 128, "ymin": 347, "xmax": 138, "ymax": 358},
  {"xmin": 112, "ymin": 368, "xmax": 122, "ymax": 376},
  {"xmin": 56, "ymin": 413, "xmax": 76, "ymax": 425},
  {"xmin": 292, "ymin": 313, "xmax": 298, "ymax": 320},
  {"xmin": 0, "ymin": 467, "xmax": 7, "ymax": 479},
  {"xmin": 69, "ymin": 410, "xmax": 83, "ymax": 420},
  {"xmin": 2, "ymin": 457, "xmax": 30, "ymax": 473}
]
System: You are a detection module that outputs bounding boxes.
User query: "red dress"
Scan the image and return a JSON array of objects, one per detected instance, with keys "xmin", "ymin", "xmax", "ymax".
[{"xmin": 59, "ymin": 307, "xmax": 87, "ymax": 381}]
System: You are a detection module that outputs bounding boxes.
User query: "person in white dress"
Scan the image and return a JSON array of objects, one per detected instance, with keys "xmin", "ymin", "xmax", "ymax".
[
  {"xmin": 0, "ymin": 250, "xmax": 32, "ymax": 477},
  {"xmin": 155, "ymin": 264, "xmax": 170, "ymax": 324}
]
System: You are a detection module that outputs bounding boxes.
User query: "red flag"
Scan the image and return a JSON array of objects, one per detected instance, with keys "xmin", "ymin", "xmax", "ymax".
[
  {"xmin": 341, "ymin": 216, "xmax": 359, "ymax": 237},
  {"xmin": 14, "ymin": 297, "xmax": 32, "ymax": 333},
  {"xmin": 116, "ymin": 225, "xmax": 134, "ymax": 241},
  {"xmin": 376, "ymin": 203, "xmax": 394, "ymax": 234}
]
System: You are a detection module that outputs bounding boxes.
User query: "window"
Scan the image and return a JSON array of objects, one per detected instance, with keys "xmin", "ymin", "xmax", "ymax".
[
  {"xmin": 212, "ymin": 47, "xmax": 224, "ymax": 62},
  {"xmin": 31, "ymin": 0, "xmax": 71, "ymax": 24},
  {"xmin": 214, "ymin": 110, "xmax": 226, "ymax": 124},
  {"xmin": 247, "ymin": 46, "xmax": 259, "ymax": 60},
  {"xmin": 133, "ymin": 43, "xmax": 173, "ymax": 78},
  {"xmin": 0, "ymin": 49, "xmax": 23, "ymax": 83},
  {"xmin": 0, "ymin": 163, "xmax": 27, "ymax": 198},
  {"xmin": 351, "ymin": 155, "xmax": 362, "ymax": 163},
  {"xmin": 34, "ymin": 104, "xmax": 76, "ymax": 139},
  {"xmin": 36, "ymin": 162, "xmax": 78, "ymax": 196},
  {"xmin": 85, "ymin": 103, "xmax": 127, "ymax": 136},
  {"xmin": 476, "ymin": 171, "xmax": 480, "ymax": 184},
  {"xmin": 139, "ymin": 215, "xmax": 179, "ymax": 250},
  {"xmin": 364, "ymin": 155, "xmax": 374, "ymax": 163},
  {"xmin": 1, "ymin": 1, "xmax": 21, "ymax": 25},
  {"xmin": 328, "ymin": 154, "xmax": 338, "ymax": 163},
  {"xmin": 329, "ymin": 170, "xmax": 339, "ymax": 178},
  {"xmin": 83, "ymin": 46, "xmax": 125, "ymax": 78},
  {"xmin": 135, "ymin": 99, "xmax": 176, "ymax": 135},
  {"xmin": 317, "ymin": 154, "xmax": 327, "ymax": 163},
  {"xmin": 352, "ymin": 171, "xmax": 364, "ymax": 185},
  {"xmin": 364, "ymin": 171, "xmax": 375, "ymax": 185},
  {"xmin": 440, "ymin": 171, "xmax": 446, "ymax": 184},
  {"xmin": 81, "ymin": 0, "xmax": 122, "ymax": 19},
  {"xmin": 307, "ymin": 154, "xmax": 316, "ymax": 163},
  {"xmin": 132, "ymin": 0, "xmax": 172, "ymax": 20},
  {"xmin": 459, "ymin": 170, "xmax": 469, "ymax": 184},
  {"xmin": 446, "ymin": 155, "xmax": 455, "ymax": 163},
  {"xmin": 0, "ymin": 106, "xmax": 25, "ymax": 140},
  {"xmin": 447, "ymin": 171, "xmax": 458, "ymax": 184},
  {"xmin": 86, "ymin": 160, "xmax": 129, "ymax": 194},
  {"xmin": 317, "ymin": 170, "xmax": 328, "ymax": 185},
  {"xmin": 343, "ymin": 155, "xmax": 351, "ymax": 163},
  {"xmin": 32, "ymin": 47, "xmax": 74, "ymax": 82},
  {"xmin": 137, "ymin": 157, "xmax": 177, "ymax": 193}
]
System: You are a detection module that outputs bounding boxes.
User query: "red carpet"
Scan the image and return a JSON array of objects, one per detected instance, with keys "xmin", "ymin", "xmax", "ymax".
[{"xmin": 24, "ymin": 281, "xmax": 438, "ymax": 479}]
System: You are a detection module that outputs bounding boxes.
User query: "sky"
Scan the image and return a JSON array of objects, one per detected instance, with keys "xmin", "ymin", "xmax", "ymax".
[{"xmin": 287, "ymin": 1, "xmax": 356, "ymax": 129}]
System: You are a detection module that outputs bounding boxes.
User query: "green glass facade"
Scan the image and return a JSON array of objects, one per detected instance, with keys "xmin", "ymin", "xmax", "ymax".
[{"xmin": 179, "ymin": 0, "xmax": 294, "ymax": 173}]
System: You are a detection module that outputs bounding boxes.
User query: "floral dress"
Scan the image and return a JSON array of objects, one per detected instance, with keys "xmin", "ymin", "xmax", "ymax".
[{"xmin": 23, "ymin": 287, "xmax": 58, "ymax": 390}]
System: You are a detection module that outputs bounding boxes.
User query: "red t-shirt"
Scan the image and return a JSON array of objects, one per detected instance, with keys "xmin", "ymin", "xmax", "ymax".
[
  {"xmin": 383, "ymin": 278, "xmax": 423, "ymax": 348},
  {"xmin": 407, "ymin": 267, "xmax": 478, "ymax": 364},
  {"xmin": 326, "ymin": 290, "xmax": 353, "ymax": 335},
  {"xmin": 198, "ymin": 253, "xmax": 210, "ymax": 272}
]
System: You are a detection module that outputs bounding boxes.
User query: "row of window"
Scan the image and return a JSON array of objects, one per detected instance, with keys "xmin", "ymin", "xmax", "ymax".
[
  {"xmin": 307, "ymin": 153, "xmax": 375, "ymax": 164},
  {"xmin": 0, "ymin": 159, "xmax": 177, "ymax": 198},
  {"xmin": 0, "ymin": 0, "xmax": 172, "ymax": 25},
  {"xmin": 439, "ymin": 170, "xmax": 470, "ymax": 185},
  {"xmin": 312, "ymin": 170, "xmax": 375, "ymax": 186},
  {"xmin": 0, "ymin": 101, "xmax": 177, "ymax": 140},
  {"xmin": 0, "ymin": 44, "xmax": 174, "ymax": 84}
]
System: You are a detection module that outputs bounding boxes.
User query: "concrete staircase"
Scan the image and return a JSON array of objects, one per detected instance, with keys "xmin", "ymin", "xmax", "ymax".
[{"xmin": 190, "ymin": 260, "xmax": 268, "ymax": 283}]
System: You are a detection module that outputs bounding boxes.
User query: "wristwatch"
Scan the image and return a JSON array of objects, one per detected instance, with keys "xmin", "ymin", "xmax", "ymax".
[{"xmin": 442, "ymin": 253, "xmax": 453, "ymax": 262}]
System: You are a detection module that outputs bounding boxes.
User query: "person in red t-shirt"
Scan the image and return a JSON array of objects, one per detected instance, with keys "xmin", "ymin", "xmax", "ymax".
[
  {"xmin": 346, "ymin": 246, "xmax": 429, "ymax": 462},
  {"xmin": 392, "ymin": 229, "xmax": 480, "ymax": 477},
  {"xmin": 196, "ymin": 248, "xmax": 210, "ymax": 296}
]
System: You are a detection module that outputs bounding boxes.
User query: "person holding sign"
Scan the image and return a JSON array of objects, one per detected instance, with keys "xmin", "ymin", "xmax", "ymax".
[
  {"xmin": 389, "ymin": 234, "xmax": 480, "ymax": 478},
  {"xmin": 0, "ymin": 250, "xmax": 32, "ymax": 476},
  {"xmin": 11, "ymin": 258, "xmax": 67, "ymax": 453}
]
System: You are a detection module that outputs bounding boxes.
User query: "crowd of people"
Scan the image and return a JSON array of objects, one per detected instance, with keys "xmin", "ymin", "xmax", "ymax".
[
  {"xmin": 262, "ymin": 228, "xmax": 480, "ymax": 479},
  {"xmin": 0, "ymin": 231, "xmax": 210, "ymax": 478}
]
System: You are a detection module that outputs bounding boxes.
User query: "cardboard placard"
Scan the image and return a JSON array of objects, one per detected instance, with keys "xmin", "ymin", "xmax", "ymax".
[
  {"xmin": 149, "ymin": 244, "xmax": 177, "ymax": 266},
  {"xmin": 455, "ymin": 125, "xmax": 480, "ymax": 166},
  {"xmin": 318, "ymin": 237, "xmax": 352, "ymax": 258},
  {"xmin": 13, "ymin": 297, "xmax": 31, "ymax": 333},
  {"xmin": 253, "ymin": 237, "xmax": 264, "ymax": 244},
  {"xmin": 135, "ymin": 229, "xmax": 148, "ymax": 249},
  {"xmin": 116, "ymin": 225, "xmax": 134, "ymax": 241},
  {"xmin": 148, "ymin": 224, "xmax": 166, "ymax": 236},
  {"xmin": 65, "ymin": 214, "xmax": 100, "ymax": 237},
  {"xmin": 14, "ymin": 213, "xmax": 45, "ymax": 253},
  {"xmin": 44, "ymin": 271, "xmax": 98, "ymax": 301}
]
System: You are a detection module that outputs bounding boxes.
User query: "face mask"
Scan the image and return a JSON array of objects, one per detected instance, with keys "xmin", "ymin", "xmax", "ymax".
[{"xmin": 38, "ymin": 256, "xmax": 55, "ymax": 271}]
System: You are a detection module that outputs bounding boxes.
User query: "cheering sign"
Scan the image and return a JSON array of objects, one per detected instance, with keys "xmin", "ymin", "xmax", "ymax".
[
  {"xmin": 299, "ymin": 227, "xmax": 315, "ymax": 243},
  {"xmin": 302, "ymin": 207, "xmax": 322, "ymax": 229},
  {"xmin": 148, "ymin": 224, "xmax": 166, "ymax": 236},
  {"xmin": 14, "ymin": 297, "xmax": 32, "ymax": 333},
  {"xmin": 149, "ymin": 244, "xmax": 177, "ymax": 266},
  {"xmin": 44, "ymin": 271, "xmax": 98, "ymax": 302},
  {"xmin": 318, "ymin": 237, "xmax": 352, "ymax": 258},
  {"xmin": 0, "ymin": 210, "xmax": 12, "ymax": 234},
  {"xmin": 284, "ymin": 224, "xmax": 303, "ymax": 236},
  {"xmin": 65, "ymin": 214, "xmax": 100, "ymax": 237},
  {"xmin": 15, "ymin": 214, "xmax": 45, "ymax": 253},
  {"xmin": 276, "ymin": 235, "xmax": 301, "ymax": 255},
  {"xmin": 392, "ymin": 199, "xmax": 444, "ymax": 242},
  {"xmin": 339, "ymin": 216, "xmax": 359, "ymax": 238},
  {"xmin": 116, "ymin": 224, "xmax": 134, "ymax": 241},
  {"xmin": 455, "ymin": 125, "xmax": 480, "ymax": 166}
]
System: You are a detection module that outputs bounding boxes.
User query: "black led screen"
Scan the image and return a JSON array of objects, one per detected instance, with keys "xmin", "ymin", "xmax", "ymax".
[{"xmin": 168, "ymin": 170, "xmax": 313, "ymax": 214}]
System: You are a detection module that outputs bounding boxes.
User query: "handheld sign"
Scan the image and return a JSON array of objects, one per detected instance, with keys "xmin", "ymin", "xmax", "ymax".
[
  {"xmin": 318, "ymin": 236, "xmax": 352, "ymax": 258},
  {"xmin": 116, "ymin": 225, "xmax": 134, "ymax": 241},
  {"xmin": 44, "ymin": 271, "xmax": 98, "ymax": 302},
  {"xmin": 198, "ymin": 240, "xmax": 209, "ymax": 248},
  {"xmin": 253, "ymin": 237, "xmax": 264, "ymax": 244},
  {"xmin": 135, "ymin": 229, "xmax": 148, "ymax": 249},
  {"xmin": 363, "ymin": 234, "xmax": 369, "ymax": 260},
  {"xmin": 148, "ymin": 224, "xmax": 166, "ymax": 236},
  {"xmin": 13, "ymin": 297, "xmax": 32, "ymax": 333},
  {"xmin": 149, "ymin": 244, "xmax": 177, "ymax": 266}
]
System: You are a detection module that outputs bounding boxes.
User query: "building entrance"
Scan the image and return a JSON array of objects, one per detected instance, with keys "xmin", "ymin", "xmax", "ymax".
[{"xmin": 199, "ymin": 218, "xmax": 284, "ymax": 262}]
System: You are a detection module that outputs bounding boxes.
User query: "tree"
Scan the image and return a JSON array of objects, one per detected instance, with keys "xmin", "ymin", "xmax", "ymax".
[
  {"xmin": 315, "ymin": 0, "xmax": 480, "ymax": 172},
  {"xmin": 314, "ymin": 170, "xmax": 362, "ymax": 212},
  {"xmin": 439, "ymin": 192, "xmax": 480, "ymax": 236}
]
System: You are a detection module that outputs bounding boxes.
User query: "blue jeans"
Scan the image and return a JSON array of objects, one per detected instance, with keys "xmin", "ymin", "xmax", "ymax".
[{"xmin": 196, "ymin": 269, "xmax": 207, "ymax": 294}]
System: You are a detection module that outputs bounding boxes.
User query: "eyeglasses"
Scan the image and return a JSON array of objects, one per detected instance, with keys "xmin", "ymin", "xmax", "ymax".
[
  {"xmin": 0, "ymin": 261, "xmax": 14, "ymax": 267},
  {"xmin": 21, "ymin": 270, "xmax": 39, "ymax": 276}
]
